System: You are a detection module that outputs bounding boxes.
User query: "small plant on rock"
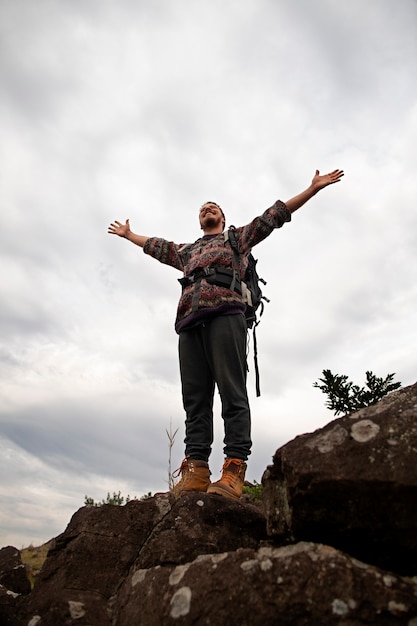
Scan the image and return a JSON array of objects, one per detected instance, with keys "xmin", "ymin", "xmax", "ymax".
[
  {"xmin": 313, "ymin": 369, "xmax": 402, "ymax": 416},
  {"xmin": 242, "ymin": 480, "xmax": 263, "ymax": 503},
  {"xmin": 84, "ymin": 491, "xmax": 133, "ymax": 507}
]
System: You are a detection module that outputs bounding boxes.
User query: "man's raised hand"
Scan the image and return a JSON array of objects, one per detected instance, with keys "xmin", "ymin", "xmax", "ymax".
[
  {"xmin": 312, "ymin": 169, "xmax": 344, "ymax": 192},
  {"xmin": 108, "ymin": 219, "xmax": 131, "ymax": 238}
]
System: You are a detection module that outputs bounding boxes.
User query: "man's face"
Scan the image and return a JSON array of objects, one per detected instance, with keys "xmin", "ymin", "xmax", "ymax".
[{"xmin": 199, "ymin": 202, "xmax": 225, "ymax": 230}]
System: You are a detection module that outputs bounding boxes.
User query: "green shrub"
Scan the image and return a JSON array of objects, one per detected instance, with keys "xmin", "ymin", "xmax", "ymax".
[
  {"xmin": 242, "ymin": 480, "xmax": 263, "ymax": 501},
  {"xmin": 313, "ymin": 369, "xmax": 401, "ymax": 416}
]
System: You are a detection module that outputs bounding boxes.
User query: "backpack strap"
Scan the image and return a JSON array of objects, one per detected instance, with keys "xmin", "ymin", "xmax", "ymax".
[
  {"xmin": 224, "ymin": 228, "xmax": 240, "ymax": 293},
  {"xmin": 223, "ymin": 227, "xmax": 238, "ymax": 255},
  {"xmin": 252, "ymin": 324, "xmax": 261, "ymax": 397},
  {"xmin": 178, "ymin": 241, "xmax": 198, "ymax": 265},
  {"xmin": 178, "ymin": 240, "xmax": 202, "ymax": 311}
]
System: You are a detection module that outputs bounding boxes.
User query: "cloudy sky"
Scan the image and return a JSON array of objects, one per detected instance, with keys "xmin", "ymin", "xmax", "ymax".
[{"xmin": 1, "ymin": 0, "xmax": 416, "ymax": 548}]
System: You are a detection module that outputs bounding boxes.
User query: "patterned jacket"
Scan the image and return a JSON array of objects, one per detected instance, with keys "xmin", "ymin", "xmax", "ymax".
[{"xmin": 143, "ymin": 200, "xmax": 291, "ymax": 333}]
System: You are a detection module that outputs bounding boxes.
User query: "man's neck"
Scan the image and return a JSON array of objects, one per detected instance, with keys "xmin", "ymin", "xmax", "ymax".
[{"xmin": 202, "ymin": 226, "xmax": 223, "ymax": 236}]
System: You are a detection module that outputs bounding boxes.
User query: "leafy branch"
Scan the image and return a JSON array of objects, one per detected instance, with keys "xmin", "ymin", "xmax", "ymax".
[{"xmin": 313, "ymin": 369, "xmax": 401, "ymax": 416}]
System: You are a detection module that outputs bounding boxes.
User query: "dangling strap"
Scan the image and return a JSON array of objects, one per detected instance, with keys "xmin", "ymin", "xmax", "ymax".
[{"xmin": 253, "ymin": 322, "xmax": 261, "ymax": 397}]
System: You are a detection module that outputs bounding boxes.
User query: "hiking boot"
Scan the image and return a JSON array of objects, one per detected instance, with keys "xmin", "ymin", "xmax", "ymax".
[
  {"xmin": 171, "ymin": 458, "xmax": 211, "ymax": 497},
  {"xmin": 207, "ymin": 458, "xmax": 247, "ymax": 500}
]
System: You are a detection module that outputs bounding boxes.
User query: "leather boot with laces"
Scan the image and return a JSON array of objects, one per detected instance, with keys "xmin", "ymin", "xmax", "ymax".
[
  {"xmin": 171, "ymin": 458, "xmax": 211, "ymax": 497},
  {"xmin": 207, "ymin": 458, "xmax": 247, "ymax": 500}
]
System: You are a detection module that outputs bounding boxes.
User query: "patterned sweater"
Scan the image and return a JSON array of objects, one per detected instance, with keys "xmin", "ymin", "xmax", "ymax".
[{"xmin": 143, "ymin": 200, "xmax": 291, "ymax": 333}]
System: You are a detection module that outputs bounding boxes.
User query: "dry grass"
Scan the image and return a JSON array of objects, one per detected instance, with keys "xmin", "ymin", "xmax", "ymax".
[{"xmin": 20, "ymin": 540, "xmax": 54, "ymax": 588}]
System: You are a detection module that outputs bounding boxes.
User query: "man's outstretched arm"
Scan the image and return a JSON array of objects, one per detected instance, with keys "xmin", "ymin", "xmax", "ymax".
[
  {"xmin": 108, "ymin": 219, "xmax": 149, "ymax": 248},
  {"xmin": 285, "ymin": 169, "xmax": 344, "ymax": 214}
]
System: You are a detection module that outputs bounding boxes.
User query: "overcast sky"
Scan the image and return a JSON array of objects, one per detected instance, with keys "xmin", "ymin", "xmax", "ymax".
[{"xmin": 1, "ymin": 0, "xmax": 416, "ymax": 548}]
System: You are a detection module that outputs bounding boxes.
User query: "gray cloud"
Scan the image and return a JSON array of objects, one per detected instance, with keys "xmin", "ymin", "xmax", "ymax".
[{"xmin": 1, "ymin": 0, "xmax": 416, "ymax": 548}]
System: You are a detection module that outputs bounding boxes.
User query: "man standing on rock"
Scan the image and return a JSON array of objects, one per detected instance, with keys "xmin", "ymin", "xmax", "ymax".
[{"xmin": 108, "ymin": 168, "xmax": 344, "ymax": 499}]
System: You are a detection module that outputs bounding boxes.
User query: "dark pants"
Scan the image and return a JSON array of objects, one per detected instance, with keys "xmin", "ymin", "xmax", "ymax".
[{"xmin": 178, "ymin": 314, "xmax": 252, "ymax": 462}]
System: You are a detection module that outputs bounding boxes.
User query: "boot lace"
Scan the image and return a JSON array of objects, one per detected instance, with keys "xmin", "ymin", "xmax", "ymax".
[
  {"xmin": 172, "ymin": 458, "xmax": 191, "ymax": 481},
  {"xmin": 221, "ymin": 459, "xmax": 245, "ymax": 487}
]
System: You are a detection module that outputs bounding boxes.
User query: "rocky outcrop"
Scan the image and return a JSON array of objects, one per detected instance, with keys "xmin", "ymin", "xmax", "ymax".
[
  {"xmin": 15, "ymin": 493, "xmax": 265, "ymax": 626},
  {"xmin": 2, "ymin": 382, "xmax": 417, "ymax": 625},
  {"xmin": 0, "ymin": 546, "xmax": 31, "ymax": 625},
  {"xmin": 0, "ymin": 546, "xmax": 31, "ymax": 596},
  {"xmin": 262, "ymin": 380, "xmax": 417, "ymax": 575},
  {"xmin": 115, "ymin": 542, "xmax": 417, "ymax": 625}
]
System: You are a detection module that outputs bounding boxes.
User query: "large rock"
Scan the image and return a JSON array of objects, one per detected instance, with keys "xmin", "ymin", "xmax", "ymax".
[
  {"xmin": 25, "ymin": 492, "xmax": 266, "ymax": 625},
  {"xmin": 115, "ymin": 542, "xmax": 417, "ymax": 625},
  {"xmin": 32, "ymin": 493, "xmax": 174, "ymax": 599},
  {"xmin": 0, "ymin": 546, "xmax": 31, "ymax": 626},
  {"xmin": 0, "ymin": 546, "xmax": 31, "ymax": 596},
  {"xmin": 262, "ymin": 382, "xmax": 417, "ymax": 575},
  {"xmin": 134, "ymin": 491, "xmax": 267, "ymax": 568}
]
